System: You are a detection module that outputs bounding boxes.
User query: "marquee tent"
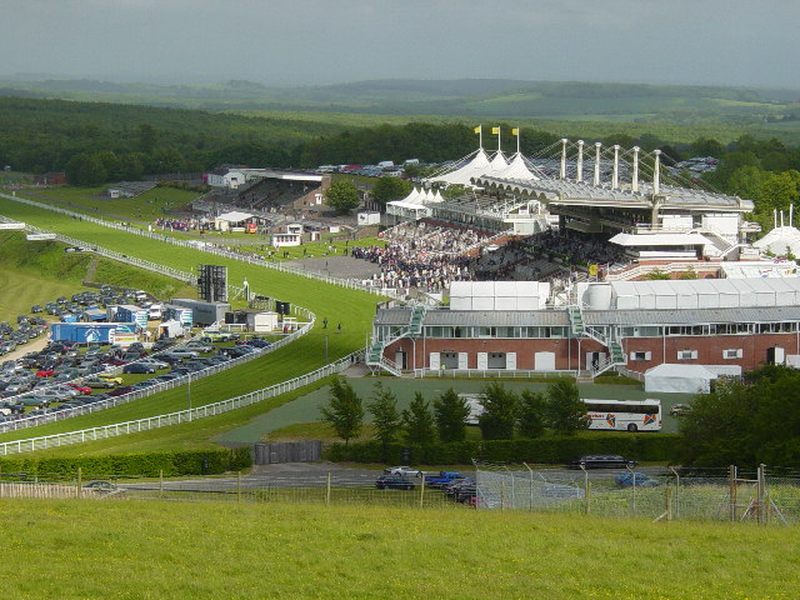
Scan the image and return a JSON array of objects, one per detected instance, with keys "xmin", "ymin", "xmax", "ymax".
[{"xmin": 644, "ymin": 363, "xmax": 718, "ymax": 394}]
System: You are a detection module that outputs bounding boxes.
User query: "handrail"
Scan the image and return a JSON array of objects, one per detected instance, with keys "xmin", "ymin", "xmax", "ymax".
[{"xmin": 0, "ymin": 350, "xmax": 363, "ymax": 456}]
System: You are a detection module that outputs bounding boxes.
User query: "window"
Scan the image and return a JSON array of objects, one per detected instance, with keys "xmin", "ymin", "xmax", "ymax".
[
  {"xmin": 723, "ymin": 348, "xmax": 743, "ymax": 359},
  {"xmin": 630, "ymin": 351, "xmax": 652, "ymax": 361},
  {"xmin": 677, "ymin": 350, "xmax": 698, "ymax": 360}
]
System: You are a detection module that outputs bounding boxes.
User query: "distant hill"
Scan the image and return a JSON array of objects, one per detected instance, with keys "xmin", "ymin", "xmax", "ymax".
[{"xmin": 1, "ymin": 77, "xmax": 798, "ymax": 125}]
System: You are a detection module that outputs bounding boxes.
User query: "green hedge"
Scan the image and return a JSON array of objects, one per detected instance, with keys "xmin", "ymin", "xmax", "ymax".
[
  {"xmin": 326, "ymin": 434, "xmax": 680, "ymax": 465},
  {"xmin": 0, "ymin": 448, "xmax": 252, "ymax": 480}
]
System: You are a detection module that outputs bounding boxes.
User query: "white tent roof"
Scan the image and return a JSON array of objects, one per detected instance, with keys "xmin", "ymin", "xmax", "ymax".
[
  {"xmin": 494, "ymin": 152, "xmax": 540, "ymax": 181},
  {"xmin": 432, "ymin": 189, "xmax": 445, "ymax": 203},
  {"xmin": 387, "ymin": 199, "xmax": 427, "ymax": 211},
  {"xmin": 644, "ymin": 363, "xmax": 718, "ymax": 394},
  {"xmin": 216, "ymin": 210, "xmax": 254, "ymax": 223},
  {"xmin": 487, "ymin": 151, "xmax": 509, "ymax": 174},
  {"xmin": 429, "ymin": 149, "xmax": 492, "ymax": 186},
  {"xmin": 401, "ymin": 187, "xmax": 422, "ymax": 203},
  {"xmin": 753, "ymin": 226, "xmax": 800, "ymax": 256},
  {"xmin": 609, "ymin": 232, "xmax": 711, "ymax": 247}
]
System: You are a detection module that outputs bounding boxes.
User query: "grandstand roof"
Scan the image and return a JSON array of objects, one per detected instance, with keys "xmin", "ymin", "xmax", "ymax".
[
  {"xmin": 216, "ymin": 210, "xmax": 254, "ymax": 223},
  {"xmin": 494, "ymin": 153, "xmax": 540, "ymax": 182},
  {"xmin": 473, "ymin": 176, "xmax": 754, "ymax": 213},
  {"xmin": 428, "ymin": 149, "xmax": 492, "ymax": 186}
]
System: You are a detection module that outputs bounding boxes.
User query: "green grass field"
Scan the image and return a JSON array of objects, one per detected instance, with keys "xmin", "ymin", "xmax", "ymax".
[
  {"xmin": 0, "ymin": 232, "xmax": 195, "ymax": 323},
  {"xmin": 0, "ymin": 196, "xmax": 380, "ymax": 452},
  {"xmin": 28, "ymin": 186, "xmax": 200, "ymax": 224},
  {"xmin": 1, "ymin": 499, "xmax": 797, "ymax": 599}
]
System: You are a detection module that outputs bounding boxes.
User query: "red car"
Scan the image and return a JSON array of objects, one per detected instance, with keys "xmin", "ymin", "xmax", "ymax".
[
  {"xmin": 35, "ymin": 369, "xmax": 56, "ymax": 378},
  {"xmin": 69, "ymin": 384, "xmax": 92, "ymax": 395}
]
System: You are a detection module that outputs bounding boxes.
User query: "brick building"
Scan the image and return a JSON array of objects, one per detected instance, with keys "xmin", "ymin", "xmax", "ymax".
[{"xmin": 369, "ymin": 278, "xmax": 800, "ymax": 377}]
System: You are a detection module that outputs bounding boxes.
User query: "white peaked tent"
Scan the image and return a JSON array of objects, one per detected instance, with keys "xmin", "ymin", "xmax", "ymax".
[
  {"xmin": 429, "ymin": 148, "xmax": 492, "ymax": 186},
  {"xmin": 486, "ymin": 151, "xmax": 509, "ymax": 174},
  {"xmin": 432, "ymin": 189, "xmax": 445, "ymax": 203},
  {"xmin": 495, "ymin": 152, "xmax": 540, "ymax": 181},
  {"xmin": 753, "ymin": 226, "xmax": 800, "ymax": 257},
  {"xmin": 644, "ymin": 364, "xmax": 718, "ymax": 394}
]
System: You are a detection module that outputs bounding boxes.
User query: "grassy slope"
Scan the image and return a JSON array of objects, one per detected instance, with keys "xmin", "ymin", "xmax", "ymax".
[
  {"xmin": 0, "ymin": 197, "xmax": 379, "ymax": 451},
  {"xmin": 3, "ymin": 499, "xmax": 799, "ymax": 599},
  {"xmin": 0, "ymin": 232, "xmax": 194, "ymax": 322}
]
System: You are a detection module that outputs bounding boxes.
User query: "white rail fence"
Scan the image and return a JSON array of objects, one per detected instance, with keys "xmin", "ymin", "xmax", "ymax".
[
  {"xmin": 0, "ymin": 481, "xmax": 104, "ymax": 499},
  {"xmin": 0, "ymin": 350, "xmax": 363, "ymax": 456},
  {"xmin": 0, "ymin": 192, "xmax": 397, "ymax": 298},
  {"xmin": 0, "ymin": 211, "xmax": 318, "ymax": 433}
]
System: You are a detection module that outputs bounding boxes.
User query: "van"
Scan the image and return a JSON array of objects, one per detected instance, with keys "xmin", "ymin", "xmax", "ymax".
[
  {"xmin": 148, "ymin": 304, "xmax": 163, "ymax": 320},
  {"xmin": 134, "ymin": 290, "xmax": 148, "ymax": 302}
]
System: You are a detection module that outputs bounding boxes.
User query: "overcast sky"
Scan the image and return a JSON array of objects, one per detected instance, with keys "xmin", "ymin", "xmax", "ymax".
[{"xmin": 1, "ymin": 0, "xmax": 797, "ymax": 88}]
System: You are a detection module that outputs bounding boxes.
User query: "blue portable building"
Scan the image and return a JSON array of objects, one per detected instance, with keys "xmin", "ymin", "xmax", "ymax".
[
  {"xmin": 112, "ymin": 304, "xmax": 148, "ymax": 329},
  {"xmin": 50, "ymin": 322, "xmax": 138, "ymax": 345}
]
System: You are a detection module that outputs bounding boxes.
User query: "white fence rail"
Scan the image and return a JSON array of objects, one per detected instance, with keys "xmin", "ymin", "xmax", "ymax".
[
  {"xmin": 0, "ymin": 350, "xmax": 363, "ymax": 456},
  {"xmin": 0, "ymin": 192, "xmax": 398, "ymax": 298},
  {"xmin": 0, "ymin": 212, "xmax": 318, "ymax": 434},
  {"xmin": 0, "ymin": 481, "xmax": 104, "ymax": 499}
]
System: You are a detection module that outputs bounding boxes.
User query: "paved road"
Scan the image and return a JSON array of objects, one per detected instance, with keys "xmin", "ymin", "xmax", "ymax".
[
  {"xmin": 120, "ymin": 462, "xmax": 672, "ymax": 493},
  {"xmin": 2, "ymin": 336, "xmax": 48, "ymax": 364}
]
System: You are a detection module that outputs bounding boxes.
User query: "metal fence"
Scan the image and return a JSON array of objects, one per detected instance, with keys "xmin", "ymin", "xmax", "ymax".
[
  {"xmin": 0, "ymin": 192, "xmax": 398, "ymax": 299},
  {"xmin": 474, "ymin": 464, "xmax": 800, "ymax": 525}
]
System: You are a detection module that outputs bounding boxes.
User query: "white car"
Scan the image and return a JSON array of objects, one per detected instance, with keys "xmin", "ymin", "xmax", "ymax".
[{"xmin": 383, "ymin": 466, "xmax": 424, "ymax": 478}]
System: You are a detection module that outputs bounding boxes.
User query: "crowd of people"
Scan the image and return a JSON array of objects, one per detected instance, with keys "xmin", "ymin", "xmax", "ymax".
[
  {"xmin": 152, "ymin": 217, "xmax": 213, "ymax": 232},
  {"xmin": 351, "ymin": 221, "xmax": 490, "ymax": 292}
]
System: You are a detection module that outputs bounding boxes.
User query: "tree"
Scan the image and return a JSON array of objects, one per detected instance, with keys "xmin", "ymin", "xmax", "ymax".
[
  {"xmin": 325, "ymin": 179, "xmax": 360, "ymax": 214},
  {"xmin": 371, "ymin": 176, "xmax": 412, "ymax": 207},
  {"xmin": 477, "ymin": 382, "xmax": 519, "ymax": 440},
  {"xmin": 518, "ymin": 390, "xmax": 546, "ymax": 438},
  {"xmin": 433, "ymin": 387, "xmax": 470, "ymax": 443},
  {"xmin": 368, "ymin": 382, "xmax": 401, "ymax": 457},
  {"xmin": 680, "ymin": 366, "xmax": 800, "ymax": 467},
  {"xmin": 545, "ymin": 380, "xmax": 588, "ymax": 436},
  {"xmin": 402, "ymin": 392, "xmax": 435, "ymax": 445},
  {"xmin": 320, "ymin": 376, "xmax": 363, "ymax": 445}
]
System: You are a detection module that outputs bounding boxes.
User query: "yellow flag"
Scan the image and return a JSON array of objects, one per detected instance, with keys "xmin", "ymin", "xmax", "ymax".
[
  {"xmin": 473, "ymin": 125, "xmax": 481, "ymax": 134},
  {"xmin": 511, "ymin": 128, "xmax": 519, "ymax": 136},
  {"xmin": 491, "ymin": 127, "xmax": 500, "ymax": 135}
]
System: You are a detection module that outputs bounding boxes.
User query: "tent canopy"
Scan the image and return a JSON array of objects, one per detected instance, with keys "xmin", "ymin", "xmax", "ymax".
[{"xmin": 644, "ymin": 363, "xmax": 717, "ymax": 394}]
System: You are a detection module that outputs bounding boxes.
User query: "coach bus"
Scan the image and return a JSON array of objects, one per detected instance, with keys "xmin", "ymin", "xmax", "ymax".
[{"xmin": 582, "ymin": 399, "xmax": 662, "ymax": 432}]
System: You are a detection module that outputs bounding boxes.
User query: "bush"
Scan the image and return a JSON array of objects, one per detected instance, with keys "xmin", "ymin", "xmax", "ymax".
[
  {"xmin": 325, "ymin": 434, "xmax": 681, "ymax": 465},
  {"xmin": 0, "ymin": 448, "xmax": 251, "ymax": 480}
]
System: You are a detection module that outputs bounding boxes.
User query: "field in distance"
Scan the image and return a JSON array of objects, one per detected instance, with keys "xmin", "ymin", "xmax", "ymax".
[{"xmin": 2, "ymin": 498, "xmax": 797, "ymax": 599}]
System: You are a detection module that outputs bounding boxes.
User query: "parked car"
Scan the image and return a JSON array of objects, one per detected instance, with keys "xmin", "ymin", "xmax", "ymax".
[
  {"xmin": 123, "ymin": 363, "xmax": 156, "ymax": 375},
  {"xmin": 615, "ymin": 472, "xmax": 661, "ymax": 488},
  {"xmin": 424, "ymin": 471, "xmax": 466, "ymax": 489},
  {"xmin": 670, "ymin": 404, "xmax": 693, "ymax": 417},
  {"xmin": 375, "ymin": 474, "xmax": 416, "ymax": 490},
  {"xmin": 569, "ymin": 455, "xmax": 637, "ymax": 470},
  {"xmin": 97, "ymin": 375, "xmax": 123, "ymax": 385},
  {"xmin": 84, "ymin": 480, "xmax": 120, "ymax": 494},
  {"xmin": 383, "ymin": 466, "xmax": 424, "ymax": 478}
]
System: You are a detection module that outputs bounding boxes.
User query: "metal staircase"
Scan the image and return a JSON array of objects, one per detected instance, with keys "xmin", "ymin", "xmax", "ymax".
[
  {"xmin": 365, "ymin": 304, "xmax": 428, "ymax": 376},
  {"xmin": 570, "ymin": 304, "xmax": 627, "ymax": 377}
]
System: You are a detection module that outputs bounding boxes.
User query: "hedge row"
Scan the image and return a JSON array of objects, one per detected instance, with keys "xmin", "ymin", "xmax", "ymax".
[
  {"xmin": 326, "ymin": 434, "xmax": 681, "ymax": 465},
  {"xmin": 0, "ymin": 448, "xmax": 252, "ymax": 480}
]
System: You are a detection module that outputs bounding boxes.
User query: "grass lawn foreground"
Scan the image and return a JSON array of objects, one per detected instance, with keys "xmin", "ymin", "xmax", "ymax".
[{"xmin": 2, "ymin": 499, "xmax": 798, "ymax": 599}]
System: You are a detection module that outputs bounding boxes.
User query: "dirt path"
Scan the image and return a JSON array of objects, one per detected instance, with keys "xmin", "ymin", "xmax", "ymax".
[{"xmin": 2, "ymin": 335, "xmax": 48, "ymax": 363}]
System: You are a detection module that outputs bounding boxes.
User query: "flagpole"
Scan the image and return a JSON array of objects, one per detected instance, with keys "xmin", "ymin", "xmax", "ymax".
[
  {"xmin": 497, "ymin": 127, "xmax": 501, "ymax": 153},
  {"xmin": 516, "ymin": 128, "xmax": 520, "ymax": 154},
  {"xmin": 479, "ymin": 126, "xmax": 483, "ymax": 150}
]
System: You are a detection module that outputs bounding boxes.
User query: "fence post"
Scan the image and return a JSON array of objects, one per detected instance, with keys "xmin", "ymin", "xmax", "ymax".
[
  {"xmin": 728, "ymin": 465, "xmax": 737, "ymax": 522},
  {"xmin": 76, "ymin": 467, "xmax": 82, "ymax": 499},
  {"xmin": 664, "ymin": 485, "xmax": 673, "ymax": 521},
  {"xmin": 419, "ymin": 474, "xmax": 426, "ymax": 509},
  {"xmin": 159, "ymin": 469, "xmax": 164, "ymax": 498},
  {"xmin": 326, "ymin": 471, "xmax": 332, "ymax": 506},
  {"xmin": 758, "ymin": 463, "xmax": 766, "ymax": 526},
  {"xmin": 670, "ymin": 466, "xmax": 680, "ymax": 520},
  {"xmin": 237, "ymin": 471, "xmax": 242, "ymax": 504},
  {"xmin": 580, "ymin": 463, "xmax": 589, "ymax": 515},
  {"xmin": 626, "ymin": 463, "xmax": 637, "ymax": 515},
  {"xmin": 523, "ymin": 462, "xmax": 534, "ymax": 512}
]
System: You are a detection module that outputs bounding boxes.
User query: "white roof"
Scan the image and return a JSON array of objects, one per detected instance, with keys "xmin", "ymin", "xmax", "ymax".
[
  {"xmin": 487, "ymin": 151, "xmax": 509, "ymax": 174},
  {"xmin": 387, "ymin": 199, "xmax": 428, "ymax": 211},
  {"xmin": 645, "ymin": 363, "xmax": 717, "ymax": 380},
  {"xmin": 402, "ymin": 187, "xmax": 423, "ymax": 203},
  {"xmin": 216, "ymin": 210, "xmax": 254, "ymax": 223},
  {"xmin": 494, "ymin": 153, "xmax": 540, "ymax": 181},
  {"xmin": 609, "ymin": 232, "xmax": 711, "ymax": 247},
  {"xmin": 429, "ymin": 149, "xmax": 492, "ymax": 186},
  {"xmin": 753, "ymin": 226, "xmax": 800, "ymax": 256}
]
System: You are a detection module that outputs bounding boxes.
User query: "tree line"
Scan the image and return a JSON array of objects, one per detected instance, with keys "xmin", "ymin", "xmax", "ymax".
[
  {"xmin": 1, "ymin": 96, "xmax": 799, "ymax": 222},
  {"xmin": 321, "ymin": 377, "xmax": 588, "ymax": 459}
]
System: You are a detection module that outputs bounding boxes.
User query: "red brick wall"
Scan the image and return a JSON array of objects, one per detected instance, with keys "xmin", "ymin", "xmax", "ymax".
[{"xmin": 385, "ymin": 332, "xmax": 800, "ymax": 373}]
